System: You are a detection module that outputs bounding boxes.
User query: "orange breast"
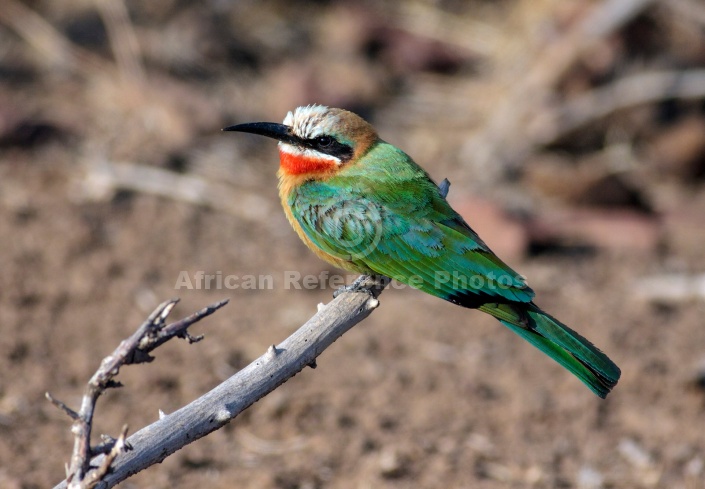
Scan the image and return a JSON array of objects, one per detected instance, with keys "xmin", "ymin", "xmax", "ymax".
[{"xmin": 279, "ymin": 149, "xmax": 336, "ymax": 176}]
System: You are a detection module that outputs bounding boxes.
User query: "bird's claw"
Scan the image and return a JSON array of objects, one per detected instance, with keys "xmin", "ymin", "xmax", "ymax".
[{"xmin": 333, "ymin": 275, "xmax": 375, "ymax": 298}]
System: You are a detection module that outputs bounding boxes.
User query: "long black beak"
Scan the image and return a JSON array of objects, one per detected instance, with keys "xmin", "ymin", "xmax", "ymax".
[{"xmin": 222, "ymin": 122, "xmax": 301, "ymax": 146}]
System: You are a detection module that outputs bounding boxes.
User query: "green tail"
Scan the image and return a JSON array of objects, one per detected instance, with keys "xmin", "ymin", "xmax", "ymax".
[{"xmin": 479, "ymin": 303, "xmax": 621, "ymax": 398}]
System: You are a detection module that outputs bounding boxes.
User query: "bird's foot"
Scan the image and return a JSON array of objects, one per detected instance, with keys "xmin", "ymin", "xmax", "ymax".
[{"xmin": 333, "ymin": 275, "xmax": 372, "ymax": 298}]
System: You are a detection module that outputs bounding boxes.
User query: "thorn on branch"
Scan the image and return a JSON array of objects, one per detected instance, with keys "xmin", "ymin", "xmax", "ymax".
[
  {"xmin": 126, "ymin": 349, "xmax": 155, "ymax": 365},
  {"xmin": 266, "ymin": 344, "xmax": 281, "ymax": 360},
  {"xmin": 104, "ymin": 380, "xmax": 123, "ymax": 390},
  {"xmin": 92, "ymin": 437, "xmax": 116, "ymax": 456},
  {"xmin": 177, "ymin": 330, "xmax": 205, "ymax": 344}
]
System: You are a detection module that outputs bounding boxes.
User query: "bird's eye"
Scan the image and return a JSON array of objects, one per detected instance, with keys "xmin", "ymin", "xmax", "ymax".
[{"xmin": 316, "ymin": 136, "xmax": 334, "ymax": 148}]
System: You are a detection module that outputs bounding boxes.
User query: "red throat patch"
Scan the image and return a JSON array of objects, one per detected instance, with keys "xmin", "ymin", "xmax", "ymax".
[{"xmin": 279, "ymin": 148, "xmax": 336, "ymax": 176}]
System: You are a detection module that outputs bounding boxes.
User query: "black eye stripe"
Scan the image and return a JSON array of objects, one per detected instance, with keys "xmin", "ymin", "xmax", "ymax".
[{"xmin": 305, "ymin": 135, "xmax": 354, "ymax": 162}]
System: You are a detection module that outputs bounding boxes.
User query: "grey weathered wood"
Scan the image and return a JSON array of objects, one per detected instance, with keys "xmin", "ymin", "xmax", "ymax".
[
  {"xmin": 52, "ymin": 276, "xmax": 387, "ymax": 489},
  {"xmin": 49, "ymin": 298, "xmax": 227, "ymax": 489}
]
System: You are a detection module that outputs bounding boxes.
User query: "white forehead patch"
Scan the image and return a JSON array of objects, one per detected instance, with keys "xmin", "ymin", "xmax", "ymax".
[{"xmin": 282, "ymin": 105, "xmax": 335, "ymax": 140}]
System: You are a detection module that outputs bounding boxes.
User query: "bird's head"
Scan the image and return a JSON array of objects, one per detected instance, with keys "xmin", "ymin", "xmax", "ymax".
[{"xmin": 224, "ymin": 105, "xmax": 378, "ymax": 178}]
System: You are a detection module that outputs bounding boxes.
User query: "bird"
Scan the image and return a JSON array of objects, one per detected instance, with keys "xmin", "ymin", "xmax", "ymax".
[{"xmin": 223, "ymin": 105, "xmax": 621, "ymax": 398}]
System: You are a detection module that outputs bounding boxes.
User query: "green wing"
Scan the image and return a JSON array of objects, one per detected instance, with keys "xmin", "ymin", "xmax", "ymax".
[{"xmin": 288, "ymin": 141, "xmax": 534, "ymax": 305}]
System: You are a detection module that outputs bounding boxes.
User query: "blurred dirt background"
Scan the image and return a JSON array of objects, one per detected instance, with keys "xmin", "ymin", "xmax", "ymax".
[{"xmin": 2, "ymin": 0, "xmax": 705, "ymax": 487}]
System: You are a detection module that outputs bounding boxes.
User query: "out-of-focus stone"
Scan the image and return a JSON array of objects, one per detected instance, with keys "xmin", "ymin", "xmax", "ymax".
[
  {"xmin": 450, "ymin": 195, "xmax": 528, "ymax": 264},
  {"xmin": 528, "ymin": 208, "xmax": 661, "ymax": 252}
]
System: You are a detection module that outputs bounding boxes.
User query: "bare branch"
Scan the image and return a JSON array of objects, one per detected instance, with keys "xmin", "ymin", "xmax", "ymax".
[
  {"xmin": 48, "ymin": 299, "xmax": 227, "ymax": 489},
  {"xmin": 130, "ymin": 298, "xmax": 227, "ymax": 363},
  {"xmin": 52, "ymin": 276, "xmax": 387, "ymax": 489}
]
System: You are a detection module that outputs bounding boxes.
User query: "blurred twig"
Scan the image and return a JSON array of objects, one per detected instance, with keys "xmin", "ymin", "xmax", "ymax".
[
  {"xmin": 633, "ymin": 273, "xmax": 705, "ymax": 302},
  {"xmin": 1, "ymin": 0, "xmax": 145, "ymax": 81},
  {"xmin": 95, "ymin": 0, "xmax": 145, "ymax": 81},
  {"xmin": 532, "ymin": 69, "xmax": 705, "ymax": 144},
  {"xmin": 74, "ymin": 159, "xmax": 276, "ymax": 225},
  {"xmin": 0, "ymin": 0, "xmax": 106, "ymax": 74},
  {"xmin": 464, "ymin": 0, "xmax": 658, "ymax": 182},
  {"xmin": 397, "ymin": 2, "xmax": 499, "ymax": 56}
]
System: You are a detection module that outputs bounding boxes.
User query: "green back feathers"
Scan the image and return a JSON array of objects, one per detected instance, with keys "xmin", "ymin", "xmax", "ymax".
[{"xmin": 289, "ymin": 140, "xmax": 534, "ymax": 305}]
